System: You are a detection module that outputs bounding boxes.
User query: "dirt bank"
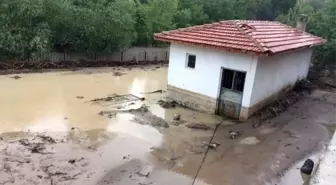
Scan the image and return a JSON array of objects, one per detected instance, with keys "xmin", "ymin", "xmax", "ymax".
[{"xmin": 0, "ymin": 60, "xmax": 168, "ymax": 75}]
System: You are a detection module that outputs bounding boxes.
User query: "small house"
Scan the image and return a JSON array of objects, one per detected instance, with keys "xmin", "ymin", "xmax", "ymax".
[{"xmin": 154, "ymin": 20, "xmax": 326, "ymax": 120}]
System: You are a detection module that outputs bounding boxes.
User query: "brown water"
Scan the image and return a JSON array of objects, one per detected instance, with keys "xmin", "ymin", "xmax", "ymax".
[
  {"xmin": 0, "ymin": 67, "xmax": 168, "ymax": 133},
  {"xmin": 0, "ymin": 66, "xmax": 223, "ymax": 185}
]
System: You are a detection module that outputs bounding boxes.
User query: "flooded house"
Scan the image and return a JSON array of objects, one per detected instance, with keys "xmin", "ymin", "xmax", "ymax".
[{"xmin": 154, "ymin": 19, "xmax": 326, "ymax": 120}]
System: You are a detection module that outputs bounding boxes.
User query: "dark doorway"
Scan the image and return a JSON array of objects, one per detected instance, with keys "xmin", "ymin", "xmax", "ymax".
[{"xmin": 218, "ymin": 68, "xmax": 246, "ymax": 118}]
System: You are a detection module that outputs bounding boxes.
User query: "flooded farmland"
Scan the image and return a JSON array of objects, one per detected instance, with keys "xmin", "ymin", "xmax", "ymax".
[{"xmin": 0, "ymin": 66, "xmax": 335, "ymax": 185}]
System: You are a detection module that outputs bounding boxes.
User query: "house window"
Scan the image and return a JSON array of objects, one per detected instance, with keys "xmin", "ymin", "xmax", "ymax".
[
  {"xmin": 186, "ymin": 54, "xmax": 196, "ymax": 69},
  {"xmin": 222, "ymin": 69, "xmax": 246, "ymax": 93}
]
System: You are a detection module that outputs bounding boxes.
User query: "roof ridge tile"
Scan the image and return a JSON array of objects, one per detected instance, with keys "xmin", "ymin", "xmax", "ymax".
[{"xmin": 233, "ymin": 21, "xmax": 268, "ymax": 53}]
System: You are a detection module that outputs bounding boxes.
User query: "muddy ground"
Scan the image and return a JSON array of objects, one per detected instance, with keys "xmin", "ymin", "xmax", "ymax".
[
  {"xmin": 0, "ymin": 60, "xmax": 168, "ymax": 75},
  {"xmin": 0, "ymin": 66, "xmax": 335, "ymax": 185}
]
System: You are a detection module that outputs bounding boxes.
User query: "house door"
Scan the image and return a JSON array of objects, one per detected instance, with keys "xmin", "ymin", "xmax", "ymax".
[{"xmin": 218, "ymin": 68, "xmax": 246, "ymax": 119}]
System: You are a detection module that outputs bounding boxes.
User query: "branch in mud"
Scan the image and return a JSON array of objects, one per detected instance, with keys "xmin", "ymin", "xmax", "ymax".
[
  {"xmin": 18, "ymin": 138, "xmax": 54, "ymax": 154},
  {"xmin": 140, "ymin": 90, "xmax": 164, "ymax": 94}
]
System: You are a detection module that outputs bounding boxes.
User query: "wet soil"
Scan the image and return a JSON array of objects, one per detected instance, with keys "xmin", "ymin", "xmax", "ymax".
[
  {"xmin": 0, "ymin": 66, "xmax": 335, "ymax": 185},
  {"xmin": 0, "ymin": 60, "xmax": 168, "ymax": 75},
  {"xmin": 195, "ymin": 90, "xmax": 336, "ymax": 185}
]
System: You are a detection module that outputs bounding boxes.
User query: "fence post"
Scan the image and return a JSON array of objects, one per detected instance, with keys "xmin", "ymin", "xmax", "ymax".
[
  {"xmin": 63, "ymin": 51, "xmax": 66, "ymax": 61},
  {"xmin": 165, "ymin": 51, "xmax": 168, "ymax": 62},
  {"xmin": 121, "ymin": 51, "xmax": 123, "ymax": 62},
  {"xmin": 144, "ymin": 50, "xmax": 147, "ymax": 62}
]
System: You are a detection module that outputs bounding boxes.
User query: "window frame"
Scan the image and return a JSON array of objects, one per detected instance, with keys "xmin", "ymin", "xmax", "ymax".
[
  {"xmin": 221, "ymin": 68, "xmax": 246, "ymax": 93},
  {"xmin": 186, "ymin": 53, "xmax": 196, "ymax": 69}
]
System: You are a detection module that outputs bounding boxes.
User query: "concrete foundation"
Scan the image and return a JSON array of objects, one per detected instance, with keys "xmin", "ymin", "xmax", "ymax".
[
  {"xmin": 167, "ymin": 85, "xmax": 217, "ymax": 114},
  {"xmin": 168, "ymin": 85, "xmax": 289, "ymax": 120}
]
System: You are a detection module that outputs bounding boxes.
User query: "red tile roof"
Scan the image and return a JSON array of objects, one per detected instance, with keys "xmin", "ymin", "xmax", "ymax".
[{"xmin": 154, "ymin": 20, "xmax": 326, "ymax": 55}]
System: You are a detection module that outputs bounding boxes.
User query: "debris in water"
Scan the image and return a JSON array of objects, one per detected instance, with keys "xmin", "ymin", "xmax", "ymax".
[
  {"xmin": 140, "ymin": 90, "xmax": 164, "ymax": 94},
  {"xmin": 202, "ymin": 141, "xmax": 220, "ymax": 149},
  {"xmin": 136, "ymin": 171, "xmax": 150, "ymax": 177},
  {"xmin": 19, "ymin": 138, "xmax": 30, "ymax": 146},
  {"xmin": 139, "ymin": 183, "xmax": 153, "ymax": 185},
  {"xmin": 88, "ymin": 94, "xmax": 142, "ymax": 106},
  {"xmin": 18, "ymin": 135, "xmax": 56, "ymax": 154},
  {"xmin": 229, "ymin": 130, "xmax": 243, "ymax": 140},
  {"xmin": 98, "ymin": 111, "xmax": 116, "ymax": 118},
  {"xmin": 158, "ymin": 100, "xmax": 177, "ymax": 108},
  {"xmin": 127, "ymin": 104, "xmax": 149, "ymax": 113},
  {"xmin": 172, "ymin": 120, "xmax": 187, "ymax": 126},
  {"xmin": 173, "ymin": 114, "xmax": 181, "ymax": 121},
  {"xmin": 113, "ymin": 71, "xmax": 125, "ymax": 76},
  {"xmin": 37, "ymin": 134, "xmax": 56, "ymax": 143},
  {"xmin": 132, "ymin": 116, "xmax": 169, "ymax": 128},
  {"xmin": 284, "ymin": 144, "xmax": 292, "ymax": 147},
  {"xmin": 76, "ymin": 96, "xmax": 84, "ymax": 99},
  {"xmin": 186, "ymin": 123, "xmax": 210, "ymax": 130},
  {"xmin": 30, "ymin": 143, "xmax": 47, "ymax": 154},
  {"xmin": 10, "ymin": 75, "xmax": 21, "ymax": 79},
  {"xmin": 68, "ymin": 160, "xmax": 76, "ymax": 164},
  {"xmin": 300, "ymin": 159, "xmax": 314, "ymax": 175}
]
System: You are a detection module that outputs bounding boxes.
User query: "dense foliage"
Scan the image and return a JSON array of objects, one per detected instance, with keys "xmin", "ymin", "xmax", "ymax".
[{"xmin": 0, "ymin": 0, "xmax": 334, "ymax": 65}]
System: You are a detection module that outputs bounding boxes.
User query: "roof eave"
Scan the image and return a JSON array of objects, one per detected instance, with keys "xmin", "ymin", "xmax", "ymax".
[
  {"xmin": 267, "ymin": 42, "xmax": 326, "ymax": 56},
  {"xmin": 154, "ymin": 36, "xmax": 266, "ymax": 56}
]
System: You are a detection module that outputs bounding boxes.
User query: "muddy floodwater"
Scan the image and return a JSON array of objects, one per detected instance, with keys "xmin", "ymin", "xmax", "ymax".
[
  {"xmin": 0, "ymin": 67, "xmax": 170, "ymax": 132},
  {"xmin": 0, "ymin": 66, "xmax": 335, "ymax": 185}
]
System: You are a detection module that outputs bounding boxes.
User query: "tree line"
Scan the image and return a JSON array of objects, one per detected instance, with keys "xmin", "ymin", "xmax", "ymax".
[{"xmin": 0, "ymin": 0, "xmax": 334, "ymax": 65}]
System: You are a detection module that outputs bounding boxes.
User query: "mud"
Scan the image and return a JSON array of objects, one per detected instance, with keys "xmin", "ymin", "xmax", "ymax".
[
  {"xmin": 0, "ymin": 60, "xmax": 168, "ymax": 74},
  {"xmin": 158, "ymin": 100, "xmax": 178, "ymax": 109},
  {"xmin": 250, "ymin": 80, "xmax": 313, "ymax": 129},
  {"xmin": 186, "ymin": 123, "xmax": 212, "ymax": 130},
  {"xmin": 0, "ymin": 66, "xmax": 335, "ymax": 185},
  {"xmin": 194, "ymin": 90, "xmax": 336, "ymax": 185},
  {"xmin": 129, "ymin": 104, "xmax": 170, "ymax": 128}
]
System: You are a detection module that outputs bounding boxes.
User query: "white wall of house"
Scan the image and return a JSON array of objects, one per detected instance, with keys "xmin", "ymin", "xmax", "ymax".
[
  {"xmin": 168, "ymin": 43, "xmax": 258, "ymax": 107},
  {"xmin": 250, "ymin": 48, "xmax": 312, "ymax": 106}
]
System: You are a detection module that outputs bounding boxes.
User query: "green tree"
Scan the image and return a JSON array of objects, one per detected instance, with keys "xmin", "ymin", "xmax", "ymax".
[
  {"xmin": 276, "ymin": 0, "xmax": 315, "ymax": 26},
  {"xmin": 0, "ymin": 0, "xmax": 51, "ymax": 60},
  {"xmin": 137, "ymin": 0, "xmax": 178, "ymax": 45},
  {"xmin": 134, "ymin": 0, "xmax": 151, "ymax": 46},
  {"xmin": 309, "ymin": 0, "xmax": 336, "ymax": 66},
  {"xmin": 201, "ymin": 0, "xmax": 234, "ymax": 21}
]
